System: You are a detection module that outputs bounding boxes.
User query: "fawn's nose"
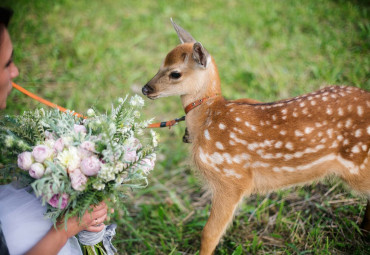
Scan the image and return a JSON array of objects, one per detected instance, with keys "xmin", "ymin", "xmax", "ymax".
[{"xmin": 142, "ymin": 85, "xmax": 154, "ymax": 95}]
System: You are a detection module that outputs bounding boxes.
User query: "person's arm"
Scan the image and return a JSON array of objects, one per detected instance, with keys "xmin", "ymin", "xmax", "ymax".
[{"xmin": 25, "ymin": 201, "xmax": 108, "ymax": 255}]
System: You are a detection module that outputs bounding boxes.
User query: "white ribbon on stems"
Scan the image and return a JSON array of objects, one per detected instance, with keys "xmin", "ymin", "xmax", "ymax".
[{"xmin": 77, "ymin": 224, "xmax": 117, "ymax": 255}]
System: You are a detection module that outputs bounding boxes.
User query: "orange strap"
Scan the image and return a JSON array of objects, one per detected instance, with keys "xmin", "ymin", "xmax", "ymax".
[
  {"xmin": 12, "ymin": 82, "xmax": 85, "ymax": 118},
  {"xmin": 12, "ymin": 82, "xmax": 216, "ymax": 129},
  {"xmin": 147, "ymin": 116, "xmax": 185, "ymax": 128}
]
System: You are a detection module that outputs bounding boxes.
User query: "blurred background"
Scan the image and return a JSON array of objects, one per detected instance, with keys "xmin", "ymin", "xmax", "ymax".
[{"xmin": 2, "ymin": 0, "xmax": 369, "ymax": 254}]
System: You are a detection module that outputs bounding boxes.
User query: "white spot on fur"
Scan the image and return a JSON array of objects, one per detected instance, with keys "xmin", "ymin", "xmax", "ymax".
[
  {"xmin": 248, "ymin": 143, "xmax": 259, "ymax": 151},
  {"xmin": 275, "ymin": 141, "xmax": 283, "ymax": 148},
  {"xmin": 338, "ymin": 108, "xmax": 344, "ymax": 116},
  {"xmin": 295, "ymin": 130, "xmax": 304, "ymax": 137},
  {"xmin": 357, "ymin": 106, "xmax": 364, "ymax": 116},
  {"xmin": 219, "ymin": 123, "xmax": 226, "ymax": 130},
  {"xmin": 230, "ymin": 132, "xmax": 247, "ymax": 145},
  {"xmin": 222, "ymin": 153, "xmax": 233, "ymax": 164},
  {"xmin": 244, "ymin": 121, "xmax": 257, "ymax": 131},
  {"xmin": 305, "ymin": 127, "xmax": 314, "ymax": 134},
  {"xmin": 345, "ymin": 119, "xmax": 352, "ymax": 128},
  {"xmin": 280, "ymin": 130, "xmax": 287, "ymax": 135},
  {"xmin": 273, "ymin": 167, "xmax": 280, "ymax": 172},
  {"xmin": 285, "ymin": 142, "xmax": 294, "ymax": 150},
  {"xmin": 311, "ymin": 100, "xmax": 316, "ymax": 106},
  {"xmin": 351, "ymin": 145, "xmax": 360, "ymax": 153},
  {"xmin": 355, "ymin": 129, "xmax": 362, "ymax": 138},
  {"xmin": 282, "ymin": 109, "xmax": 287, "ymax": 115},
  {"xmin": 326, "ymin": 108, "xmax": 333, "ymax": 115},
  {"xmin": 216, "ymin": 142, "xmax": 224, "ymax": 150},
  {"xmin": 204, "ymin": 130, "xmax": 211, "ymax": 140},
  {"xmin": 251, "ymin": 161, "xmax": 270, "ymax": 168},
  {"xmin": 280, "ymin": 166, "xmax": 295, "ymax": 172},
  {"xmin": 235, "ymin": 117, "xmax": 241, "ymax": 122},
  {"xmin": 327, "ymin": 129, "xmax": 334, "ymax": 138},
  {"xmin": 223, "ymin": 168, "xmax": 242, "ymax": 179},
  {"xmin": 210, "ymin": 152, "xmax": 224, "ymax": 165},
  {"xmin": 330, "ymin": 140, "xmax": 339, "ymax": 148}
]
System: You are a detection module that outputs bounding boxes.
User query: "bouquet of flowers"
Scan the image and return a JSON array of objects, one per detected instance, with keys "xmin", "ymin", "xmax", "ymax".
[{"xmin": 0, "ymin": 94, "xmax": 159, "ymax": 254}]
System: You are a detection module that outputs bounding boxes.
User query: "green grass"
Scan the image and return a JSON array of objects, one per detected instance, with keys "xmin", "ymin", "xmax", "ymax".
[{"xmin": 1, "ymin": 0, "xmax": 370, "ymax": 254}]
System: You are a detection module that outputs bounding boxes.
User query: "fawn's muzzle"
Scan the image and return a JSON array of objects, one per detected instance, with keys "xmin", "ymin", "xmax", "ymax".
[{"xmin": 142, "ymin": 84, "xmax": 154, "ymax": 96}]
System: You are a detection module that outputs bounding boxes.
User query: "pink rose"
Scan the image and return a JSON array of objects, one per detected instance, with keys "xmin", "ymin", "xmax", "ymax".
[
  {"xmin": 69, "ymin": 168, "xmax": 87, "ymax": 191},
  {"xmin": 29, "ymin": 163, "xmax": 45, "ymax": 179},
  {"xmin": 53, "ymin": 138, "xmax": 64, "ymax": 152},
  {"xmin": 140, "ymin": 156, "xmax": 156, "ymax": 174},
  {"xmin": 129, "ymin": 138, "xmax": 142, "ymax": 150},
  {"xmin": 123, "ymin": 146, "xmax": 137, "ymax": 162},
  {"xmin": 74, "ymin": 124, "xmax": 87, "ymax": 134},
  {"xmin": 78, "ymin": 141, "xmax": 95, "ymax": 159},
  {"xmin": 32, "ymin": 145, "xmax": 52, "ymax": 163},
  {"xmin": 80, "ymin": 141, "xmax": 95, "ymax": 152},
  {"xmin": 17, "ymin": 151, "xmax": 33, "ymax": 170},
  {"xmin": 80, "ymin": 156, "xmax": 101, "ymax": 176},
  {"xmin": 78, "ymin": 147, "xmax": 93, "ymax": 159},
  {"xmin": 48, "ymin": 193, "xmax": 69, "ymax": 209}
]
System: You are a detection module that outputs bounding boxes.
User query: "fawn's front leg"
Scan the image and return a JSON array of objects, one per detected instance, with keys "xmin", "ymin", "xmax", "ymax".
[
  {"xmin": 200, "ymin": 184, "xmax": 245, "ymax": 255},
  {"xmin": 361, "ymin": 200, "xmax": 370, "ymax": 233}
]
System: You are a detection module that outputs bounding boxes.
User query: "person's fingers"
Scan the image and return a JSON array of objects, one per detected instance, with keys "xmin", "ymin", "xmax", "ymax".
[
  {"xmin": 91, "ymin": 214, "xmax": 107, "ymax": 226},
  {"xmin": 90, "ymin": 207, "xmax": 108, "ymax": 220},
  {"xmin": 91, "ymin": 201, "xmax": 107, "ymax": 211},
  {"xmin": 86, "ymin": 223, "xmax": 106, "ymax": 232}
]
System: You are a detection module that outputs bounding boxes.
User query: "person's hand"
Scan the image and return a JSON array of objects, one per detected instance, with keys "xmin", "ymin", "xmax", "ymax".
[
  {"xmin": 25, "ymin": 202, "xmax": 109, "ymax": 255},
  {"xmin": 58, "ymin": 201, "xmax": 108, "ymax": 239}
]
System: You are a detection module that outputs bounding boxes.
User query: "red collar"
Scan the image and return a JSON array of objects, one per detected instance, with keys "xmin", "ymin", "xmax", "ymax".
[{"xmin": 184, "ymin": 94, "xmax": 220, "ymax": 114}]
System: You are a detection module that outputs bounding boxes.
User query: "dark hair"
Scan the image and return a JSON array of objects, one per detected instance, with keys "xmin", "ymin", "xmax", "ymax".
[
  {"xmin": 0, "ymin": 7, "xmax": 13, "ymax": 27},
  {"xmin": 0, "ymin": 7, "xmax": 13, "ymax": 46}
]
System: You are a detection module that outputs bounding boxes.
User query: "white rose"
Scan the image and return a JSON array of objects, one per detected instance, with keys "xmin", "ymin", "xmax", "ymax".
[{"xmin": 57, "ymin": 147, "xmax": 81, "ymax": 172}]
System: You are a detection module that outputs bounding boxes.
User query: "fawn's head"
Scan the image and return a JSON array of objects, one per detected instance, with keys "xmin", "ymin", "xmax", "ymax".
[{"xmin": 142, "ymin": 19, "xmax": 219, "ymax": 100}]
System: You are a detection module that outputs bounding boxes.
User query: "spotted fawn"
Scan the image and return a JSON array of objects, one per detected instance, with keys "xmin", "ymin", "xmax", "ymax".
[{"xmin": 142, "ymin": 20, "xmax": 370, "ymax": 255}]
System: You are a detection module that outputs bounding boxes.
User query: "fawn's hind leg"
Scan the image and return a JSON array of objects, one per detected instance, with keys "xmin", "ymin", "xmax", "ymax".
[
  {"xmin": 200, "ymin": 184, "xmax": 245, "ymax": 255},
  {"xmin": 361, "ymin": 200, "xmax": 370, "ymax": 232}
]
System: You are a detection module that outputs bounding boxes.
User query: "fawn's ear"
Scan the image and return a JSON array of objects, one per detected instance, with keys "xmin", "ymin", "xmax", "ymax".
[
  {"xmin": 171, "ymin": 18, "xmax": 196, "ymax": 44},
  {"xmin": 193, "ymin": 42, "xmax": 209, "ymax": 68}
]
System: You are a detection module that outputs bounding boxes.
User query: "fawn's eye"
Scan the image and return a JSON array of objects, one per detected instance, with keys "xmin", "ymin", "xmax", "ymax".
[{"xmin": 170, "ymin": 72, "xmax": 181, "ymax": 79}]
